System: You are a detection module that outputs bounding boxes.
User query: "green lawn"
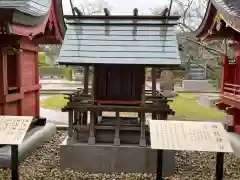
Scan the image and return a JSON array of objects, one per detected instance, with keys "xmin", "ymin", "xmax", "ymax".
[
  {"xmin": 169, "ymin": 94, "xmax": 225, "ymax": 119},
  {"xmin": 40, "ymin": 95, "xmax": 68, "ymax": 110},
  {"xmin": 40, "ymin": 93, "xmax": 226, "ymax": 119}
]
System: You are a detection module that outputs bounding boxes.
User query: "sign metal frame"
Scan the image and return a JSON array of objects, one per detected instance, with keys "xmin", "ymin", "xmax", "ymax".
[
  {"xmin": 149, "ymin": 120, "xmax": 233, "ymax": 180},
  {"xmin": 0, "ymin": 116, "xmax": 33, "ymax": 180}
]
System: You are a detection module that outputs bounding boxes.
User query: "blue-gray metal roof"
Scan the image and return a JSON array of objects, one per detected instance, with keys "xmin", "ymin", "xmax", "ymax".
[
  {"xmin": 0, "ymin": 0, "xmax": 51, "ymax": 26},
  {"xmin": 0, "ymin": 0, "xmax": 50, "ymax": 16},
  {"xmin": 58, "ymin": 17, "xmax": 181, "ymax": 66}
]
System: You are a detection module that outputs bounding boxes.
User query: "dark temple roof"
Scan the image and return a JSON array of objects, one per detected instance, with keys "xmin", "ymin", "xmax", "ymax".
[
  {"xmin": 58, "ymin": 15, "xmax": 181, "ymax": 66},
  {"xmin": 196, "ymin": 0, "xmax": 240, "ymax": 38},
  {"xmin": 213, "ymin": 0, "xmax": 240, "ymax": 30}
]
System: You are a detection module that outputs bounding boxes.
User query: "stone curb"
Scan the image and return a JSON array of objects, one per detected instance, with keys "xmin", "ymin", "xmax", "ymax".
[{"xmin": 56, "ymin": 125, "xmax": 68, "ymax": 130}]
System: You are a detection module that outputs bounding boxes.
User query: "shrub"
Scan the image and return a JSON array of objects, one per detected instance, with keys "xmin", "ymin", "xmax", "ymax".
[
  {"xmin": 39, "ymin": 67, "xmax": 73, "ymax": 81},
  {"xmin": 62, "ymin": 67, "xmax": 73, "ymax": 81},
  {"xmin": 38, "ymin": 52, "xmax": 47, "ymax": 67}
]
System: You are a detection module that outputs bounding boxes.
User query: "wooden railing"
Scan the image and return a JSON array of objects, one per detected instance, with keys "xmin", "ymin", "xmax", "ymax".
[
  {"xmin": 223, "ymin": 83, "xmax": 240, "ymax": 95},
  {"xmin": 62, "ymin": 89, "xmax": 174, "ymax": 147}
]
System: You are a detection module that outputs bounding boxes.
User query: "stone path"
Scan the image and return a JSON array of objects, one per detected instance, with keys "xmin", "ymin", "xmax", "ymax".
[
  {"xmin": 40, "ymin": 95, "xmax": 68, "ymax": 125},
  {"xmin": 40, "ymin": 108, "xmax": 68, "ymax": 125}
]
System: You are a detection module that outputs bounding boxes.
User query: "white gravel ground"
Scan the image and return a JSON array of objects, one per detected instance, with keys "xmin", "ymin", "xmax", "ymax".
[{"xmin": 0, "ymin": 131, "xmax": 239, "ymax": 180}]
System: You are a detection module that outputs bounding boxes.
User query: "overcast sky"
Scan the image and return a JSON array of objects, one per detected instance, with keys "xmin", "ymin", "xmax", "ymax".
[{"xmin": 62, "ymin": 0, "xmax": 171, "ymax": 15}]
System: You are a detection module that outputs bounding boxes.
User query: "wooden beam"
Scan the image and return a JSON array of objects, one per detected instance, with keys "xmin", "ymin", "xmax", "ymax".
[
  {"xmin": 69, "ymin": 0, "xmax": 75, "ymax": 16},
  {"xmin": 104, "ymin": 8, "xmax": 110, "ymax": 16},
  {"xmin": 152, "ymin": 68, "xmax": 157, "ymax": 119},
  {"xmin": 133, "ymin": 8, "xmax": 138, "ymax": 16}
]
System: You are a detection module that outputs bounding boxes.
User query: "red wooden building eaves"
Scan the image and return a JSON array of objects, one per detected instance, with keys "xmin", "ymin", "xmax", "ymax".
[
  {"xmin": 0, "ymin": 0, "xmax": 66, "ymax": 119},
  {"xmin": 196, "ymin": 0, "xmax": 240, "ymax": 134},
  {"xmin": 9, "ymin": 0, "xmax": 66, "ymax": 44}
]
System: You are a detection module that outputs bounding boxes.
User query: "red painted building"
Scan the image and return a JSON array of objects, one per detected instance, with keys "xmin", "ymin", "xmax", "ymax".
[
  {"xmin": 0, "ymin": 0, "xmax": 66, "ymax": 118},
  {"xmin": 196, "ymin": 0, "xmax": 240, "ymax": 134}
]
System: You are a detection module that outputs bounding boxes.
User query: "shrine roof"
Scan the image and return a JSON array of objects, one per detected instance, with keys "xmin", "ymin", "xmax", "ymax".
[
  {"xmin": 0, "ymin": 0, "xmax": 50, "ymax": 17},
  {"xmin": 196, "ymin": 0, "xmax": 240, "ymax": 39},
  {"xmin": 58, "ymin": 15, "xmax": 181, "ymax": 67},
  {"xmin": 0, "ymin": 0, "xmax": 50, "ymax": 26},
  {"xmin": 0, "ymin": 0, "xmax": 66, "ymax": 43}
]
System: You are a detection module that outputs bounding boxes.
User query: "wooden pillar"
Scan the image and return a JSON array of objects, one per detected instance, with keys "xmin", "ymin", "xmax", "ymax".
[
  {"xmin": 139, "ymin": 110, "xmax": 146, "ymax": 147},
  {"xmin": 83, "ymin": 66, "xmax": 89, "ymax": 125},
  {"xmin": 35, "ymin": 49, "xmax": 40, "ymax": 117},
  {"xmin": 152, "ymin": 67, "xmax": 157, "ymax": 119},
  {"xmin": 1, "ymin": 49, "xmax": 8, "ymax": 96},
  {"xmin": 68, "ymin": 110, "xmax": 74, "ymax": 140},
  {"xmin": 84, "ymin": 66, "xmax": 89, "ymax": 93},
  {"xmin": 88, "ymin": 110, "xmax": 96, "ymax": 145},
  {"xmin": 158, "ymin": 111, "xmax": 168, "ymax": 120},
  {"xmin": 139, "ymin": 85, "xmax": 146, "ymax": 147},
  {"xmin": 114, "ymin": 110, "xmax": 120, "ymax": 146},
  {"xmin": 92, "ymin": 67, "xmax": 99, "ymax": 124},
  {"xmin": 220, "ymin": 39, "xmax": 228, "ymax": 93},
  {"xmin": 0, "ymin": 47, "xmax": 6, "ymax": 114}
]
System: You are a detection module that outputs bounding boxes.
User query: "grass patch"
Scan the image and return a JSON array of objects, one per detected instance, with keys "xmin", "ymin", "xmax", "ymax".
[
  {"xmin": 169, "ymin": 93, "xmax": 225, "ymax": 119},
  {"xmin": 40, "ymin": 93, "xmax": 226, "ymax": 119},
  {"xmin": 40, "ymin": 95, "xmax": 68, "ymax": 110},
  {"xmin": 178, "ymin": 93, "xmax": 199, "ymax": 100}
]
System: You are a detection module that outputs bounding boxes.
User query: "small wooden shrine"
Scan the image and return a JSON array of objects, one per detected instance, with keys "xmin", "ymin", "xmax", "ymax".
[
  {"xmin": 59, "ymin": 9, "xmax": 181, "ymax": 174},
  {"xmin": 0, "ymin": 0, "xmax": 66, "ymax": 118},
  {"xmin": 196, "ymin": 0, "xmax": 240, "ymax": 134}
]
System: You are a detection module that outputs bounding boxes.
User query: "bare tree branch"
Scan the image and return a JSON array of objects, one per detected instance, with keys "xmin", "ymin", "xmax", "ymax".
[
  {"xmin": 179, "ymin": 37, "xmax": 225, "ymax": 55},
  {"xmin": 72, "ymin": 0, "xmax": 111, "ymax": 15},
  {"xmin": 178, "ymin": 22, "xmax": 195, "ymax": 32}
]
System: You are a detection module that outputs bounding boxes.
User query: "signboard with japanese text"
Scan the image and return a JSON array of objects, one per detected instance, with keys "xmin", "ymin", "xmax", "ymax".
[
  {"xmin": 149, "ymin": 120, "xmax": 233, "ymax": 153},
  {"xmin": 0, "ymin": 116, "xmax": 33, "ymax": 145}
]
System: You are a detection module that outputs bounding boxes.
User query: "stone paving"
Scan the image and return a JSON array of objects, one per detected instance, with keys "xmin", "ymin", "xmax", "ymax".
[{"xmin": 40, "ymin": 95, "xmax": 68, "ymax": 125}]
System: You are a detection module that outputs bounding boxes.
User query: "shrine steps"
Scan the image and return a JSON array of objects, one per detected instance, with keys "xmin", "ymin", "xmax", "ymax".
[
  {"xmin": 0, "ymin": 123, "xmax": 56, "ymax": 168},
  {"xmin": 60, "ymin": 137, "xmax": 175, "ymax": 176}
]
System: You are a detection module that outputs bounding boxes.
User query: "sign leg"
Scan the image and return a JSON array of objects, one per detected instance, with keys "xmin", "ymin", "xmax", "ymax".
[
  {"xmin": 156, "ymin": 150, "xmax": 163, "ymax": 180},
  {"xmin": 215, "ymin": 152, "xmax": 224, "ymax": 180},
  {"xmin": 11, "ymin": 145, "xmax": 19, "ymax": 180}
]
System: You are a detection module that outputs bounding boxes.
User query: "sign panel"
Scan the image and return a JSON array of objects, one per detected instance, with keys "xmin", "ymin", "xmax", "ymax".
[
  {"xmin": 0, "ymin": 116, "xmax": 33, "ymax": 145},
  {"xmin": 149, "ymin": 120, "xmax": 233, "ymax": 153}
]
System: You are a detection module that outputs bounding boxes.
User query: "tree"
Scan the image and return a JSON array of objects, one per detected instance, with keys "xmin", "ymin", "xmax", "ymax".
[
  {"xmin": 38, "ymin": 45, "xmax": 61, "ymax": 66},
  {"xmin": 69, "ymin": 0, "xmax": 111, "ymax": 15},
  {"xmin": 151, "ymin": 0, "xmax": 227, "ymax": 88},
  {"xmin": 38, "ymin": 52, "xmax": 47, "ymax": 67}
]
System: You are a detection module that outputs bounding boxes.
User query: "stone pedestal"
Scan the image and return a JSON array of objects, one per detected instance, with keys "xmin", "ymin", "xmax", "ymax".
[{"xmin": 60, "ymin": 137, "xmax": 175, "ymax": 176}]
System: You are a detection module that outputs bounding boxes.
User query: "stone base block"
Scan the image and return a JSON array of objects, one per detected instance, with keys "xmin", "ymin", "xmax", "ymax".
[
  {"xmin": 0, "ymin": 123, "xmax": 56, "ymax": 168},
  {"xmin": 60, "ymin": 138, "xmax": 175, "ymax": 177}
]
